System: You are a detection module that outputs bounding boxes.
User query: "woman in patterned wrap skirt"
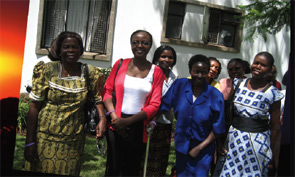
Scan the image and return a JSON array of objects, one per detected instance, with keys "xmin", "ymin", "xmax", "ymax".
[
  {"xmin": 215, "ymin": 52, "xmax": 284, "ymax": 177},
  {"xmin": 24, "ymin": 31, "xmax": 106, "ymax": 176}
]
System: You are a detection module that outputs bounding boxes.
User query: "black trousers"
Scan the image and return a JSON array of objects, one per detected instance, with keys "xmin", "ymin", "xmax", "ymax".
[{"xmin": 105, "ymin": 116, "xmax": 144, "ymax": 177}]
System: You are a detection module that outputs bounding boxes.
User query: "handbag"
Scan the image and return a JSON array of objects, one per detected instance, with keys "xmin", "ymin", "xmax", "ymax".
[{"xmin": 84, "ymin": 64, "xmax": 99, "ymax": 135}]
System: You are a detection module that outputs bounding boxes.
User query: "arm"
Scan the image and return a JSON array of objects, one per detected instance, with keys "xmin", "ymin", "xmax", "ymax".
[
  {"xmin": 95, "ymin": 103, "xmax": 107, "ymax": 139},
  {"xmin": 189, "ymin": 130, "xmax": 217, "ymax": 158},
  {"xmin": 141, "ymin": 67, "xmax": 165, "ymax": 120},
  {"xmin": 269, "ymin": 100, "xmax": 281, "ymax": 176},
  {"xmin": 24, "ymin": 101, "xmax": 42, "ymax": 162}
]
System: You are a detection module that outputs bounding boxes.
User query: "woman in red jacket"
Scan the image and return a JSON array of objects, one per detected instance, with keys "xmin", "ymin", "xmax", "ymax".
[{"xmin": 103, "ymin": 30, "xmax": 165, "ymax": 176}]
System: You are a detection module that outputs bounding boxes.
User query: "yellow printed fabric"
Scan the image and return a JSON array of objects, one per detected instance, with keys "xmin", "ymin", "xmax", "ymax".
[{"xmin": 25, "ymin": 61, "xmax": 103, "ymax": 176}]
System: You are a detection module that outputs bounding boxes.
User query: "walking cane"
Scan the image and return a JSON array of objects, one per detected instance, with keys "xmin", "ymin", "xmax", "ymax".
[{"xmin": 143, "ymin": 127, "xmax": 152, "ymax": 177}]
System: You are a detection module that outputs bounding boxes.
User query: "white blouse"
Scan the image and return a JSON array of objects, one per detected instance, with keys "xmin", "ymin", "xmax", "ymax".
[{"xmin": 121, "ymin": 65, "xmax": 155, "ymax": 115}]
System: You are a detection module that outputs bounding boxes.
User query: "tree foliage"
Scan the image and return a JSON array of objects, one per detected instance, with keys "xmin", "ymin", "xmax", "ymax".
[{"xmin": 238, "ymin": 0, "xmax": 291, "ymax": 41}]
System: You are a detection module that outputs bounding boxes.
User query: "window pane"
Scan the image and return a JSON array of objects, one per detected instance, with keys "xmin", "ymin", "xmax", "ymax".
[
  {"xmin": 166, "ymin": 16, "xmax": 183, "ymax": 38},
  {"xmin": 42, "ymin": 0, "xmax": 68, "ymax": 48},
  {"xmin": 88, "ymin": 0, "xmax": 112, "ymax": 53},
  {"xmin": 66, "ymin": 0, "xmax": 90, "ymax": 46},
  {"xmin": 208, "ymin": 10, "xmax": 221, "ymax": 43},
  {"xmin": 166, "ymin": 1, "xmax": 185, "ymax": 39},
  {"xmin": 168, "ymin": 1, "xmax": 185, "ymax": 16},
  {"xmin": 218, "ymin": 25, "xmax": 235, "ymax": 47}
]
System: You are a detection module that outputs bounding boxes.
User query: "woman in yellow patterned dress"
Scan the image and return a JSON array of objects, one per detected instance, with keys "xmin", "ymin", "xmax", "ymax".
[{"xmin": 24, "ymin": 31, "xmax": 106, "ymax": 176}]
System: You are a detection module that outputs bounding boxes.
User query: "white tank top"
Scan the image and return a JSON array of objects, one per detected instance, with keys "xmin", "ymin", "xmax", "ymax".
[{"xmin": 121, "ymin": 65, "xmax": 155, "ymax": 114}]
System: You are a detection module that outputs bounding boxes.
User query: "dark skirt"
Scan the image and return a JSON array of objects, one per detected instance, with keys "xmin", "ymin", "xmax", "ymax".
[
  {"xmin": 140, "ymin": 123, "xmax": 172, "ymax": 176},
  {"xmin": 105, "ymin": 114, "xmax": 144, "ymax": 177}
]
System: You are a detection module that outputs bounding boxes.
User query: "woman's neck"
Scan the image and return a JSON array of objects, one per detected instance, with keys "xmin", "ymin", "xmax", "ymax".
[
  {"xmin": 132, "ymin": 58, "xmax": 150, "ymax": 70},
  {"xmin": 162, "ymin": 68, "xmax": 170, "ymax": 81},
  {"xmin": 249, "ymin": 77, "xmax": 269, "ymax": 90},
  {"xmin": 206, "ymin": 77, "xmax": 212, "ymax": 84},
  {"xmin": 61, "ymin": 62, "xmax": 81, "ymax": 77},
  {"xmin": 192, "ymin": 83, "xmax": 204, "ymax": 98}
]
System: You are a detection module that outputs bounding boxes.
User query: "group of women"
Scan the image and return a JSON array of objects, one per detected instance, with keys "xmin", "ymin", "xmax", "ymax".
[{"xmin": 24, "ymin": 30, "xmax": 284, "ymax": 177}]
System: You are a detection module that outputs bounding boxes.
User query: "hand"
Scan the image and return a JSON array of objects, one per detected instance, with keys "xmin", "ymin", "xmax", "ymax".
[
  {"xmin": 111, "ymin": 117, "xmax": 129, "ymax": 130},
  {"xmin": 217, "ymin": 147, "xmax": 228, "ymax": 156},
  {"xmin": 188, "ymin": 145, "xmax": 202, "ymax": 159},
  {"xmin": 96, "ymin": 118, "xmax": 107, "ymax": 140},
  {"xmin": 146, "ymin": 122, "xmax": 156, "ymax": 135},
  {"xmin": 24, "ymin": 144, "xmax": 38, "ymax": 162}
]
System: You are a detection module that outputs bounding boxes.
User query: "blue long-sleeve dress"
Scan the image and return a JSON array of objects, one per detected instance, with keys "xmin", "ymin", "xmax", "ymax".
[{"xmin": 160, "ymin": 78, "xmax": 225, "ymax": 177}]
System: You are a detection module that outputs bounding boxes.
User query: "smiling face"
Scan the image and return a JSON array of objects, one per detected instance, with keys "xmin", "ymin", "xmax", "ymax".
[
  {"xmin": 190, "ymin": 62, "xmax": 209, "ymax": 87},
  {"xmin": 131, "ymin": 32, "xmax": 152, "ymax": 59},
  {"xmin": 208, "ymin": 60, "xmax": 220, "ymax": 79},
  {"xmin": 60, "ymin": 37, "xmax": 82, "ymax": 64},
  {"xmin": 158, "ymin": 49, "xmax": 175, "ymax": 71},
  {"xmin": 251, "ymin": 55, "xmax": 272, "ymax": 79},
  {"xmin": 228, "ymin": 61, "xmax": 245, "ymax": 79}
]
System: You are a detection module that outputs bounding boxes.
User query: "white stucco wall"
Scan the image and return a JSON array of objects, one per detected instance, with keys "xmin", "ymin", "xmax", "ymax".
[{"xmin": 20, "ymin": 0, "xmax": 290, "ymax": 93}]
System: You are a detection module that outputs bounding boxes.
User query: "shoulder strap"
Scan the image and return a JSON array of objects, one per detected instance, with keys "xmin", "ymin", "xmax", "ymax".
[
  {"xmin": 84, "ymin": 64, "xmax": 93, "ymax": 97},
  {"xmin": 230, "ymin": 78, "xmax": 242, "ymax": 102},
  {"xmin": 113, "ymin": 59, "xmax": 123, "ymax": 89},
  {"xmin": 114, "ymin": 59, "xmax": 123, "ymax": 79}
]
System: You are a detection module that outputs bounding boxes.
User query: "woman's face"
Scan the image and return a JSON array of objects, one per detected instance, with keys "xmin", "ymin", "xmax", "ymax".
[
  {"xmin": 131, "ymin": 32, "xmax": 152, "ymax": 59},
  {"xmin": 251, "ymin": 55, "xmax": 272, "ymax": 79},
  {"xmin": 190, "ymin": 62, "xmax": 209, "ymax": 86},
  {"xmin": 227, "ymin": 61, "xmax": 245, "ymax": 79},
  {"xmin": 60, "ymin": 37, "xmax": 81, "ymax": 64},
  {"xmin": 208, "ymin": 60, "xmax": 220, "ymax": 79},
  {"xmin": 158, "ymin": 50, "xmax": 175, "ymax": 71}
]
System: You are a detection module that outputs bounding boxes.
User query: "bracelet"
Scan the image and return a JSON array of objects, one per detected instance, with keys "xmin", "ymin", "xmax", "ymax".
[
  {"xmin": 150, "ymin": 121, "xmax": 157, "ymax": 126},
  {"xmin": 99, "ymin": 115, "xmax": 106, "ymax": 118},
  {"xmin": 25, "ymin": 142, "xmax": 35, "ymax": 147},
  {"xmin": 106, "ymin": 110, "xmax": 115, "ymax": 115}
]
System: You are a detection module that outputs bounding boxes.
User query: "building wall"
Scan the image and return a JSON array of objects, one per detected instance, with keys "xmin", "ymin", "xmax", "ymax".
[{"xmin": 20, "ymin": 0, "xmax": 290, "ymax": 93}]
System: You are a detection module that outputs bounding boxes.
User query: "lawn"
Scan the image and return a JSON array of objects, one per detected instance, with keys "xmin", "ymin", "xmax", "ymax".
[{"xmin": 13, "ymin": 134, "xmax": 176, "ymax": 177}]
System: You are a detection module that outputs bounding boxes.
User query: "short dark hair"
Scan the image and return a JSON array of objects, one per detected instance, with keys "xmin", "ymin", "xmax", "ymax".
[
  {"xmin": 228, "ymin": 58, "xmax": 250, "ymax": 74},
  {"xmin": 188, "ymin": 54, "xmax": 210, "ymax": 73},
  {"xmin": 130, "ymin": 30, "xmax": 153, "ymax": 47},
  {"xmin": 152, "ymin": 45, "xmax": 177, "ymax": 69},
  {"xmin": 55, "ymin": 31, "xmax": 84, "ymax": 58}
]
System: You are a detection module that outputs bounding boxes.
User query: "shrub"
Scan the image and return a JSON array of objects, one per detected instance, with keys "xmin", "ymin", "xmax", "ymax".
[{"xmin": 17, "ymin": 93, "xmax": 31, "ymax": 133}]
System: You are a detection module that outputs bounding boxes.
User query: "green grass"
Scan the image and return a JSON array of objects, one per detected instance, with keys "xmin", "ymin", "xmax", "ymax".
[{"xmin": 13, "ymin": 134, "xmax": 176, "ymax": 177}]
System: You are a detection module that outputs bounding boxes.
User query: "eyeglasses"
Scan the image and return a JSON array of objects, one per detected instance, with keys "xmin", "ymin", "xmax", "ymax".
[{"xmin": 131, "ymin": 41, "xmax": 151, "ymax": 46}]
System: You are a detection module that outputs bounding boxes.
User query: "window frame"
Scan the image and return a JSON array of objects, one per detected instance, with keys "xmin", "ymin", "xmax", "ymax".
[
  {"xmin": 35, "ymin": 0, "xmax": 117, "ymax": 61},
  {"xmin": 161, "ymin": 0, "xmax": 244, "ymax": 53}
]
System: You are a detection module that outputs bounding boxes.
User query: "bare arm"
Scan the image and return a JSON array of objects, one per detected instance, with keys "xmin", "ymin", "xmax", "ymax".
[
  {"xmin": 188, "ymin": 130, "xmax": 217, "ymax": 158},
  {"xmin": 24, "ymin": 101, "xmax": 42, "ymax": 162},
  {"xmin": 269, "ymin": 100, "xmax": 281, "ymax": 176},
  {"xmin": 95, "ymin": 103, "xmax": 107, "ymax": 140}
]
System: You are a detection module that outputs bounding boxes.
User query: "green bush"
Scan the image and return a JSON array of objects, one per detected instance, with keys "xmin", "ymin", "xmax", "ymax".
[
  {"xmin": 100, "ymin": 67, "xmax": 112, "ymax": 89},
  {"xmin": 17, "ymin": 93, "xmax": 31, "ymax": 133}
]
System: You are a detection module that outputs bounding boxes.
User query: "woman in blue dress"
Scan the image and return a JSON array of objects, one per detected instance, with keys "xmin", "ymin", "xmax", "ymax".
[
  {"xmin": 215, "ymin": 52, "xmax": 284, "ymax": 177},
  {"xmin": 160, "ymin": 54, "xmax": 225, "ymax": 177}
]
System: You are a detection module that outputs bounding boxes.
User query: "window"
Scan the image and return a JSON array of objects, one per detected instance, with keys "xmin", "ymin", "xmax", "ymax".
[
  {"xmin": 36, "ymin": 0, "xmax": 117, "ymax": 61},
  {"xmin": 162, "ymin": 0, "xmax": 243, "ymax": 52},
  {"xmin": 207, "ymin": 10, "xmax": 240, "ymax": 47}
]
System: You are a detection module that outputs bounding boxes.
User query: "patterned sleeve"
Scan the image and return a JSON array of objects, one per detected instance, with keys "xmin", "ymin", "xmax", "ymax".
[
  {"xmin": 272, "ymin": 88, "xmax": 284, "ymax": 102},
  {"xmin": 29, "ymin": 61, "xmax": 48, "ymax": 101},
  {"xmin": 88, "ymin": 65, "xmax": 104, "ymax": 104}
]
